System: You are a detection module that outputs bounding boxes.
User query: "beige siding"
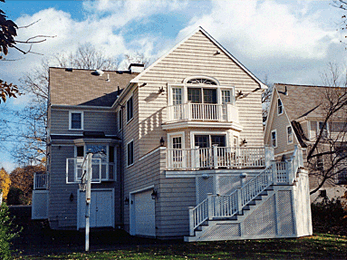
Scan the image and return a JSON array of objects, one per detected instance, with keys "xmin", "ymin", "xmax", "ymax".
[
  {"xmin": 137, "ymin": 30, "xmax": 264, "ymax": 157},
  {"xmin": 265, "ymin": 91, "xmax": 296, "ymax": 155}
]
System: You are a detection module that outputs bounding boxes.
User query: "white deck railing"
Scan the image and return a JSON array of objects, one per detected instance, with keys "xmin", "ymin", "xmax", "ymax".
[
  {"xmin": 168, "ymin": 103, "xmax": 238, "ymax": 122},
  {"xmin": 167, "ymin": 146, "xmax": 266, "ymax": 170},
  {"xmin": 34, "ymin": 173, "xmax": 48, "ymax": 190},
  {"xmin": 188, "ymin": 146, "xmax": 304, "ymax": 235}
]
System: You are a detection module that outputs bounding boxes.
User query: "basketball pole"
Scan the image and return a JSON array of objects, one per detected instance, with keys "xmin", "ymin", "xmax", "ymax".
[{"xmin": 85, "ymin": 152, "xmax": 93, "ymax": 252}]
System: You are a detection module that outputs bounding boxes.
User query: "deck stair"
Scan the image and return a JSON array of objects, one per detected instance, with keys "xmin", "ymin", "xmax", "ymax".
[{"xmin": 185, "ymin": 146, "xmax": 304, "ymax": 242}]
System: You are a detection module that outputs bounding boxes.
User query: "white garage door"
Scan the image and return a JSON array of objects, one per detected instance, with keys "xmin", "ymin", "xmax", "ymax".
[
  {"xmin": 78, "ymin": 189, "xmax": 114, "ymax": 229},
  {"xmin": 134, "ymin": 189, "xmax": 155, "ymax": 237}
]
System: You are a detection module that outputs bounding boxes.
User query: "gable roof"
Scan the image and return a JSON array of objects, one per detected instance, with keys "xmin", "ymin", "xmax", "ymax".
[
  {"xmin": 49, "ymin": 67, "xmax": 139, "ymax": 107},
  {"xmin": 130, "ymin": 26, "xmax": 267, "ymax": 89},
  {"xmin": 275, "ymin": 83, "xmax": 345, "ymax": 121}
]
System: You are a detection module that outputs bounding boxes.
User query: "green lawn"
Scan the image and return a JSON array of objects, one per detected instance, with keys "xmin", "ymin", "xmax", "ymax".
[{"xmin": 14, "ymin": 233, "xmax": 347, "ymax": 260}]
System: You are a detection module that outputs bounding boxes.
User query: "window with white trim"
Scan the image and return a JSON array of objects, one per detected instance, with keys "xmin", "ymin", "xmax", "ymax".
[
  {"xmin": 74, "ymin": 144, "xmax": 116, "ymax": 181},
  {"xmin": 277, "ymin": 99, "xmax": 283, "ymax": 115},
  {"xmin": 118, "ymin": 109, "xmax": 123, "ymax": 131},
  {"xmin": 271, "ymin": 130, "xmax": 277, "ymax": 148},
  {"xmin": 287, "ymin": 125, "xmax": 293, "ymax": 144},
  {"xmin": 127, "ymin": 96, "xmax": 133, "ymax": 122},
  {"xmin": 127, "ymin": 141, "xmax": 134, "ymax": 166},
  {"xmin": 69, "ymin": 111, "xmax": 83, "ymax": 130}
]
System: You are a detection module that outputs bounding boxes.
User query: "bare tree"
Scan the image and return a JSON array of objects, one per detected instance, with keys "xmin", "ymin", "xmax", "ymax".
[
  {"xmin": 14, "ymin": 44, "xmax": 121, "ymax": 164},
  {"xmin": 261, "ymin": 75, "xmax": 273, "ymax": 122},
  {"xmin": 306, "ymin": 64, "xmax": 347, "ymax": 194}
]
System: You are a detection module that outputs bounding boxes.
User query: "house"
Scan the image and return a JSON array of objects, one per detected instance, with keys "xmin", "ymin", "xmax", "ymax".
[
  {"xmin": 264, "ymin": 83, "xmax": 347, "ymax": 202},
  {"xmin": 32, "ymin": 27, "xmax": 312, "ymax": 241}
]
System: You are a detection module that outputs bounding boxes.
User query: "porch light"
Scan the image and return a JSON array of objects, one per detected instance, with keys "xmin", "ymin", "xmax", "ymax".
[
  {"xmin": 160, "ymin": 137, "xmax": 165, "ymax": 146},
  {"xmin": 124, "ymin": 197, "xmax": 129, "ymax": 205},
  {"xmin": 69, "ymin": 193, "xmax": 74, "ymax": 202},
  {"xmin": 151, "ymin": 190, "xmax": 157, "ymax": 200}
]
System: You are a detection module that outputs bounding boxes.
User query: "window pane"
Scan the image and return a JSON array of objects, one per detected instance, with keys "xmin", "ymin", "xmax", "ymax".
[
  {"xmin": 127, "ymin": 141, "xmax": 134, "ymax": 165},
  {"xmin": 287, "ymin": 126, "xmax": 293, "ymax": 143},
  {"xmin": 172, "ymin": 88, "xmax": 182, "ymax": 105},
  {"xmin": 172, "ymin": 137, "xmax": 182, "ymax": 149},
  {"xmin": 86, "ymin": 145, "xmax": 107, "ymax": 162},
  {"xmin": 127, "ymin": 96, "xmax": 133, "ymax": 121},
  {"xmin": 71, "ymin": 113, "xmax": 82, "ymax": 129},
  {"xmin": 188, "ymin": 88, "xmax": 201, "ymax": 103},
  {"xmin": 211, "ymin": 135, "xmax": 226, "ymax": 146},
  {"xmin": 277, "ymin": 99, "xmax": 283, "ymax": 114},
  {"xmin": 195, "ymin": 135, "xmax": 209, "ymax": 147},
  {"xmin": 203, "ymin": 89, "xmax": 217, "ymax": 104},
  {"xmin": 109, "ymin": 146, "xmax": 115, "ymax": 163},
  {"xmin": 77, "ymin": 146, "xmax": 84, "ymax": 157},
  {"xmin": 222, "ymin": 90, "xmax": 231, "ymax": 103}
]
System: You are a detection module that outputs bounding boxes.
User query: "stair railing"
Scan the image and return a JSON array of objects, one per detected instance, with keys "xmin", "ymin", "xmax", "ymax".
[
  {"xmin": 188, "ymin": 147, "xmax": 304, "ymax": 236},
  {"xmin": 189, "ymin": 164, "xmax": 273, "ymax": 235}
]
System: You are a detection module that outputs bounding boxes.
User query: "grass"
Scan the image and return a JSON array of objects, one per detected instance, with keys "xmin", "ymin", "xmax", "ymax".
[{"xmin": 13, "ymin": 233, "xmax": 347, "ymax": 260}]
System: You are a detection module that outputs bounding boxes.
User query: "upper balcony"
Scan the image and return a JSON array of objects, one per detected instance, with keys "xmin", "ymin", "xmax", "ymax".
[{"xmin": 167, "ymin": 103, "xmax": 238, "ymax": 123}]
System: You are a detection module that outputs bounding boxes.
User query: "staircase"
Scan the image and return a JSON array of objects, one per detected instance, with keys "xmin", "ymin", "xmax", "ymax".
[{"xmin": 184, "ymin": 146, "xmax": 305, "ymax": 242}]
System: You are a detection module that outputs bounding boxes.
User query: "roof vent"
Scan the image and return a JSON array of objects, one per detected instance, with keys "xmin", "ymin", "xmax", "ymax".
[
  {"xmin": 91, "ymin": 70, "xmax": 104, "ymax": 76},
  {"xmin": 128, "ymin": 63, "xmax": 145, "ymax": 73}
]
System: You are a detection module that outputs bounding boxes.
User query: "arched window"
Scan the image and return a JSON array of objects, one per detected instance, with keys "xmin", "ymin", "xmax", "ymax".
[{"xmin": 186, "ymin": 78, "xmax": 217, "ymax": 85}]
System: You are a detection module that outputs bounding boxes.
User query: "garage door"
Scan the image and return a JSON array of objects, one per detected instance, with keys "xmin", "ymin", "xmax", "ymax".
[
  {"xmin": 78, "ymin": 189, "xmax": 114, "ymax": 229},
  {"xmin": 134, "ymin": 189, "xmax": 155, "ymax": 236}
]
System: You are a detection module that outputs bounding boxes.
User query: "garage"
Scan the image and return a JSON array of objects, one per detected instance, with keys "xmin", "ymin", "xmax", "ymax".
[
  {"xmin": 131, "ymin": 189, "xmax": 156, "ymax": 237},
  {"xmin": 78, "ymin": 189, "xmax": 114, "ymax": 229}
]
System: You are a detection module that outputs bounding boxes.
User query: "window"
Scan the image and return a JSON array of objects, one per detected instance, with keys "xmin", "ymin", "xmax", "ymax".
[
  {"xmin": 127, "ymin": 141, "xmax": 134, "ymax": 166},
  {"xmin": 271, "ymin": 130, "xmax": 277, "ymax": 148},
  {"xmin": 127, "ymin": 96, "xmax": 133, "ymax": 122},
  {"xmin": 73, "ymin": 144, "xmax": 116, "ymax": 181},
  {"xmin": 194, "ymin": 135, "xmax": 226, "ymax": 148},
  {"xmin": 172, "ymin": 88, "xmax": 182, "ymax": 105},
  {"xmin": 118, "ymin": 109, "xmax": 123, "ymax": 131},
  {"xmin": 316, "ymin": 155, "xmax": 324, "ymax": 171},
  {"xmin": 69, "ymin": 111, "xmax": 83, "ymax": 130},
  {"xmin": 277, "ymin": 99, "xmax": 283, "ymax": 115},
  {"xmin": 188, "ymin": 88, "xmax": 217, "ymax": 104},
  {"xmin": 287, "ymin": 125, "xmax": 293, "ymax": 144},
  {"xmin": 318, "ymin": 122, "xmax": 328, "ymax": 138},
  {"xmin": 222, "ymin": 90, "xmax": 231, "ymax": 104},
  {"xmin": 172, "ymin": 137, "xmax": 182, "ymax": 149}
]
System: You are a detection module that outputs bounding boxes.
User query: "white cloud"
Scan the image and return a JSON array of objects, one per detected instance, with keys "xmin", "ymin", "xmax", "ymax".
[{"xmin": 179, "ymin": 0, "xmax": 338, "ymax": 60}]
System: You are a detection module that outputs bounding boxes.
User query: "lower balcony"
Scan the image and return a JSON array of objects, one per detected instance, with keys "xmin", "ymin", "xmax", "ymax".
[{"xmin": 167, "ymin": 147, "xmax": 269, "ymax": 170}]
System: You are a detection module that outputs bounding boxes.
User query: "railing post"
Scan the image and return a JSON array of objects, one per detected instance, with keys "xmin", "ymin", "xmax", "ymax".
[
  {"xmin": 272, "ymin": 160, "xmax": 277, "ymax": 185},
  {"xmin": 213, "ymin": 145, "xmax": 218, "ymax": 169},
  {"xmin": 237, "ymin": 189, "xmax": 242, "ymax": 214},
  {"xmin": 188, "ymin": 206, "xmax": 195, "ymax": 236},
  {"xmin": 33, "ymin": 173, "xmax": 37, "ymax": 190},
  {"xmin": 194, "ymin": 146, "xmax": 200, "ymax": 169},
  {"xmin": 207, "ymin": 193, "xmax": 213, "ymax": 220},
  {"xmin": 265, "ymin": 146, "xmax": 274, "ymax": 168},
  {"xmin": 287, "ymin": 159, "xmax": 293, "ymax": 184}
]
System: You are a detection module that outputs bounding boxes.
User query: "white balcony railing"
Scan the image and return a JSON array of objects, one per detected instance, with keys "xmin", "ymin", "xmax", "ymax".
[
  {"xmin": 168, "ymin": 103, "xmax": 238, "ymax": 122},
  {"xmin": 167, "ymin": 146, "xmax": 267, "ymax": 170}
]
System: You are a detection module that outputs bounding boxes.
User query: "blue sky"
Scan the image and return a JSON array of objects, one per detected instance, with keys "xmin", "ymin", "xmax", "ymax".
[{"xmin": 1, "ymin": 0, "xmax": 347, "ymax": 172}]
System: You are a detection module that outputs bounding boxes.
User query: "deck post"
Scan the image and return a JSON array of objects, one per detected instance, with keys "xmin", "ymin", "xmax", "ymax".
[
  {"xmin": 207, "ymin": 193, "xmax": 213, "ymax": 220},
  {"xmin": 194, "ymin": 146, "xmax": 200, "ymax": 169},
  {"xmin": 188, "ymin": 206, "xmax": 195, "ymax": 236}
]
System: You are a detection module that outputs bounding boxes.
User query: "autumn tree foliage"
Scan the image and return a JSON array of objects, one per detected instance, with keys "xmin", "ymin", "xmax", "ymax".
[
  {"xmin": 0, "ymin": 167, "xmax": 10, "ymax": 201},
  {"xmin": 8, "ymin": 165, "xmax": 44, "ymax": 205}
]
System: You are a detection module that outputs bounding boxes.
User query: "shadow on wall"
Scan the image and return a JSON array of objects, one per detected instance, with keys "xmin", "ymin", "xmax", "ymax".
[{"xmin": 139, "ymin": 107, "xmax": 165, "ymax": 148}]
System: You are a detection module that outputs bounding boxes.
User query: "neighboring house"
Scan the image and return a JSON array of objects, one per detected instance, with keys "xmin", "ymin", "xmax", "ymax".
[
  {"xmin": 32, "ymin": 27, "xmax": 312, "ymax": 241},
  {"xmin": 264, "ymin": 83, "xmax": 347, "ymax": 202}
]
